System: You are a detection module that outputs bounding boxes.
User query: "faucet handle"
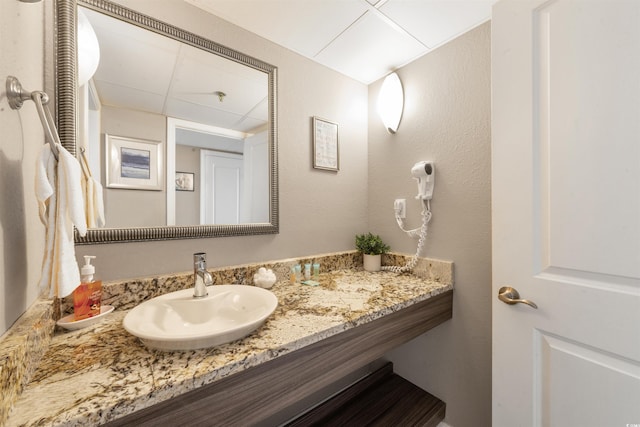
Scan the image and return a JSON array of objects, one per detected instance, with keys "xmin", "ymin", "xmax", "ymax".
[
  {"xmin": 194, "ymin": 252, "xmax": 207, "ymax": 269},
  {"xmin": 193, "ymin": 252, "xmax": 208, "ymax": 275}
]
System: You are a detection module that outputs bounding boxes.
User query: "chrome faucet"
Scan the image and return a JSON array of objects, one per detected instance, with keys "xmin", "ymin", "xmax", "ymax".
[{"xmin": 193, "ymin": 252, "xmax": 212, "ymax": 298}]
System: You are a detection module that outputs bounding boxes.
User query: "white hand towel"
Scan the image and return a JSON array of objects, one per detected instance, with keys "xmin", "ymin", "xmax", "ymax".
[
  {"xmin": 79, "ymin": 149, "xmax": 105, "ymax": 228},
  {"xmin": 82, "ymin": 174, "xmax": 105, "ymax": 228},
  {"xmin": 36, "ymin": 143, "xmax": 88, "ymax": 298},
  {"xmin": 92, "ymin": 177, "xmax": 105, "ymax": 228},
  {"xmin": 36, "ymin": 145, "xmax": 57, "ymax": 293},
  {"xmin": 35, "ymin": 144, "xmax": 55, "ymax": 226}
]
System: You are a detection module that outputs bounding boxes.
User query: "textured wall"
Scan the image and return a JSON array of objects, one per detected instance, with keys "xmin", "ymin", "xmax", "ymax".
[
  {"xmin": 369, "ymin": 23, "xmax": 492, "ymax": 427},
  {"xmin": 76, "ymin": 0, "xmax": 369, "ymax": 280},
  {"xmin": 0, "ymin": 1, "xmax": 46, "ymax": 335},
  {"xmin": 175, "ymin": 144, "xmax": 200, "ymax": 226}
]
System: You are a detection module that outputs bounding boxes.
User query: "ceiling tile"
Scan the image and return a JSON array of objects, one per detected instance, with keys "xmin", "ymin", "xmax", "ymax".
[
  {"xmin": 186, "ymin": 0, "xmax": 369, "ymax": 57},
  {"xmin": 94, "ymin": 81, "xmax": 167, "ymax": 114},
  {"xmin": 176, "ymin": 129, "xmax": 243, "ymax": 151},
  {"xmin": 380, "ymin": 0, "xmax": 493, "ymax": 48},
  {"xmin": 165, "ymin": 98, "xmax": 245, "ymax": 128},
  {"xmin": 244, "ymin": 96, "xmax": 268, "ymax": 122},
  {"xmin": 170, "ymin": 44, "xmax": 267, "ymax": 118},
  {"xmin": 234, "ymin": 115, "xmax": 268, "ymax": 133},
  {"xmin": 314, "ymin": 11, "xmax": 428, "ymax": 84}
]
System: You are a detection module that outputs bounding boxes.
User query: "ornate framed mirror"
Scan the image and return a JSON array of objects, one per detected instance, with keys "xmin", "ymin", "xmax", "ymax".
[{"xmin": 55, "ymin": 0, "xmax": 278, "ymax": 244}]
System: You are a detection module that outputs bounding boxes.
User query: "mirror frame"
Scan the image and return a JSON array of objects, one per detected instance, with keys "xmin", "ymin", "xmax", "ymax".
[{"xmin": 57, "ymin": 0, "xmax": 279, "ymax": 244}]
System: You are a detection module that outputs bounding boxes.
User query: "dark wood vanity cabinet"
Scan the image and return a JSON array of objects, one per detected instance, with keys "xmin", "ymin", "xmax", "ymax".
[{"xmin": 106, "ymin": 290, "xmax": 452, "ymax": 426}]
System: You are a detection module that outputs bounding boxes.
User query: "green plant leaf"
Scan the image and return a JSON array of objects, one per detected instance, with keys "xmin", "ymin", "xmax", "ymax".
[{"xmin": 355, "ymin": 232, "xmax": 390, "ymax": 255}]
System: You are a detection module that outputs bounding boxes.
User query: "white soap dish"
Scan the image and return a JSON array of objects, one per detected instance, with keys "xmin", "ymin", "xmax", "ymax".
[{"xmin": 56, "ymin": 305, "xmax": 114, "ymax": 331}]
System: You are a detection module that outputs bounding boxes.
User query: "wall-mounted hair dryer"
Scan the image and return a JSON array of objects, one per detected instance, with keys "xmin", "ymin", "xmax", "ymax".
[
  {"xmin": 411, "ymin": 161, "xmax": 435, "ymax": 200},
  {"xmin": 384, "ymin": 160, "xmax": 435, "ymax": 273}
]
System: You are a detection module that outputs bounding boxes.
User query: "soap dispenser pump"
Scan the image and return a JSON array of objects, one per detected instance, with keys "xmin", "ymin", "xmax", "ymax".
[
  {"xmin": 81, "ymin": 255, "xmax": 96, "ymax": 281},
  {"xmin": 73, "ymin": 256, "xmax": 102, "ymax": 321}
]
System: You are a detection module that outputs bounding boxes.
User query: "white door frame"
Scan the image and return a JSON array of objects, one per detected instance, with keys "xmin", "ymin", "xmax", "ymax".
[{"xmin": 166, "ymin": 117, "xmax": 247, "ymax": 225}]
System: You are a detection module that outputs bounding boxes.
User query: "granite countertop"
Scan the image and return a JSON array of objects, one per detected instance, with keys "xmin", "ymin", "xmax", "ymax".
[{"xmin": 6, "ymin": 268, "xmax": 452, "ymax": 426}]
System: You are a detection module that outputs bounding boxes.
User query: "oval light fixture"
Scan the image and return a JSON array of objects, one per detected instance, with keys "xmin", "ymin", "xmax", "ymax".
[
  {"xmin": 377, "ymin": 72, "xmax": 404, "ymax": 134},
  {"xmin": 78, "ymin": 9, "xmax": 101, "ymax": 87}
]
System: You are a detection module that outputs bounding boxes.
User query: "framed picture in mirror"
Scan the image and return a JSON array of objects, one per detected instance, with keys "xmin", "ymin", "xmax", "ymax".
[
  {"xmin": 105, "ymin": 134, "xmax": 163, "ymax": 191},
  {"xmin": 175, "ymin": 172, "xmax": 195, "ymax": 192}
]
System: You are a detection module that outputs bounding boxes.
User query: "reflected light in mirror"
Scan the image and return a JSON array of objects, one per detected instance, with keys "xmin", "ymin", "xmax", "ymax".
[
  {"xmin": 77, "ymin": 8, "xmax": 100, "ymax": 86},
  {"xmin": 377, "ymin": 72, "xmax": 404, "ymax": 134}
]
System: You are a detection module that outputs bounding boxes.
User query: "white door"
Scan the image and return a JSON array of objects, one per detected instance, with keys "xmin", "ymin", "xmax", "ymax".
[
  {"xmin": 492, "ymin": 1, "xmax": 640, "ymax": 426},
  {"xmin": 200, "ymin": 150, "xmax": 243, "ymax": 224}
]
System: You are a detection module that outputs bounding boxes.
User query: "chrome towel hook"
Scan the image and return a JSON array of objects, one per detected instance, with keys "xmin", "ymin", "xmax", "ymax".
[{"xmin": 6, "ymin": 75, "xmax": 60, "ymax": 160}]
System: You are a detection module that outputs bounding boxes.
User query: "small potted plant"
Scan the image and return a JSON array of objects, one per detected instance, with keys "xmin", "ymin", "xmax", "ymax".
[{"xmin": 355, "ymin": 232, "xmax": 390, "ymax": 272}]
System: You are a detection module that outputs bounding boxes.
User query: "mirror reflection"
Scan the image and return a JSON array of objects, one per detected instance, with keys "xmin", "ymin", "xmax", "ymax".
[{"xmin": 79, "ymin": 5, "xmax": 270, "ymax": 229}]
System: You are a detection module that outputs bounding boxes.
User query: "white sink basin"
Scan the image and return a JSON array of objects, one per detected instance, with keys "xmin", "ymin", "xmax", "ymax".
[{"xmin": 123, "ymin": 285, "xmax": 278, "ymax": 351}]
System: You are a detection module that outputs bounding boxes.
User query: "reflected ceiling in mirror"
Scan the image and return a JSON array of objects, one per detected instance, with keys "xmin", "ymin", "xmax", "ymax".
[
  {"xmin": 84, "ymin": 6, "xmax": 268, "ymax": 133},
  {"xmin": 62, "ymin": 0, "xmax": 278, "ymax": 244}
]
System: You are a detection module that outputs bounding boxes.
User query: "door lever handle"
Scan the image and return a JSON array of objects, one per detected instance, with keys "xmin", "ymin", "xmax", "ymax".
[{"xmin": 498, "ymin": 286, "xmax": 538, "ymax": 309}]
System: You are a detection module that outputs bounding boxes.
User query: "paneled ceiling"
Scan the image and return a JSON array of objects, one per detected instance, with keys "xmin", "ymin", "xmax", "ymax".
[
  {"xmin": 82, "ymin": 1, "xmax": 495, "ymax": 135},
  {"xmin": 185, "ymin": 0, "xmax": 496, "ymax": 84},
  {"xmin": 83, "ymin": 7, "xmax": 268, "ymax": 133}
]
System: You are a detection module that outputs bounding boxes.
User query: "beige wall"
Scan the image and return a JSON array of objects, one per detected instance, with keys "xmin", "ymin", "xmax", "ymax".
[
  {"xmin": 371, "ymin": 24, "xmax": 492, "ymax": 427},
  {"xmin": 101, "ymin": 105, "xmax": 167, "ymax": 227},
  {"xmin": 0, "ymin": 1, "xmax": 46, "ymax": 334},
  {"xmin": 175, "ymin": 144, "xmax": 200, "ymax": 225},
  {"xmin": 1, "ymin": 2, "xmax": 492, "ymax": 424},
  {"xmin": 75, "ymin": 0, "xmax": 369, "ymax": 280}
]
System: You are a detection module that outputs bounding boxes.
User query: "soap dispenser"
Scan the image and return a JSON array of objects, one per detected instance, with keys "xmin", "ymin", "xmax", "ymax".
[{"xmin": 73, "ymin": 256, "xmax": 102, "ymax": 321}]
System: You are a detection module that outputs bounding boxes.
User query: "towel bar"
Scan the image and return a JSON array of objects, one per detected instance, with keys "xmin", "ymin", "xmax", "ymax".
[{"xmin": 6, "ymin": 75, "xmax": 61, "ymax": 160}]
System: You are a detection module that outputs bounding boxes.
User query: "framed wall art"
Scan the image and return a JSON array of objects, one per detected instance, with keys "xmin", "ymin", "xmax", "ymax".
[
  {"xmin": 175, "ymin": 172, "xmax": 195, "ymax": 191},
  {"xmin": 105, "ymin": 134, "xmax": 163, "ymax": 190},
  {"xmin": 312, "ymin": 116, "xmax": 339, "ymax": 171}
]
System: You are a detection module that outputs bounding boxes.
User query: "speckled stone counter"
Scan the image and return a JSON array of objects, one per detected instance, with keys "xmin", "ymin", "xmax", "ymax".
[{"xmin": 5, "ymin": 253, "xmax": 453, "ymax": 426}]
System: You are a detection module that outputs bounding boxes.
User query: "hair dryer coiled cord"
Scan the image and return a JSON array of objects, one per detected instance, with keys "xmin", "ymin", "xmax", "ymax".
[{"xmin": 382, "ymin": 200, "xmax": 431, "ymax": 273}]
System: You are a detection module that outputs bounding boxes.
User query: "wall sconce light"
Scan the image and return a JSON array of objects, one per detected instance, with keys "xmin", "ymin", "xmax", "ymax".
[
  {"xmin": 377, "ymin": 72, "xmax": 404, "ymax": 134},
  {"xmin": 78, "ymin": 9, "xmax": 100, "ymax": 87}
]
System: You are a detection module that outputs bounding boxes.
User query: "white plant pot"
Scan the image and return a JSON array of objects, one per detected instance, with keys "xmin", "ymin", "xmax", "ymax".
[{"xmin": 363, "ymin": 254, "xmax": 382, "ymax": 272}]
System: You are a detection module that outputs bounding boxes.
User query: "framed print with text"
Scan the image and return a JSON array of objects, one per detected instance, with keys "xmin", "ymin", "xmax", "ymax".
[{"xmin": 312, "ymin": 116, "xmax": 339, "ymax": 171}]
